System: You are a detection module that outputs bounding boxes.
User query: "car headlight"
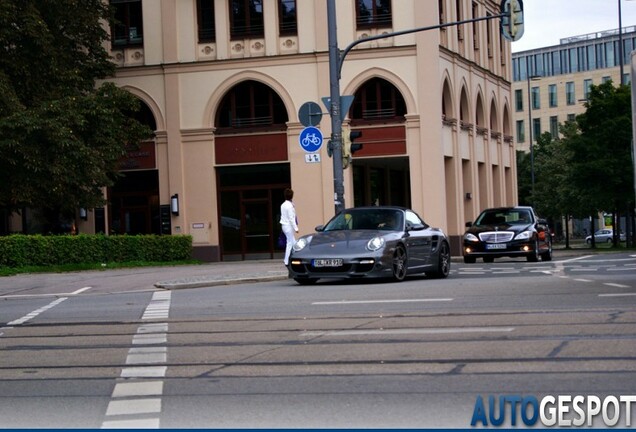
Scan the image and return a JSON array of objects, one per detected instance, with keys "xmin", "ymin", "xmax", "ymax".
[
  {"xmin": 464, "ymin": 233, "xmax": 479, "ymax": 242},
  {"xmin": 514, "ymin": 230, "xmax": 533, "ymax": 241},
  {"xmin": 293, "ymin": 237, "xmax": 311, "ymax": 251},
  {"xmin": 367, "ymin": 236, "xmax": 385, "ymax": 251}
]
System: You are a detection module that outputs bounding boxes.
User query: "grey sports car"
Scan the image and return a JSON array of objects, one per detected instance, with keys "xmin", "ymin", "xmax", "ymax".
[{"xmin": 288, "ymin": 206, "xmax": 451, "ymax": 285}]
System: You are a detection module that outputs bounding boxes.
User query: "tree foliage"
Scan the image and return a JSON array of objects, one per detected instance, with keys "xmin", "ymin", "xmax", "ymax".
[
  {"xmin": 519, "ymin": 80, "xmax": 635, "ymax": 240},
  {"xmin": 0, "ymin": 0, "xmax": 151, "ymax": 227}
]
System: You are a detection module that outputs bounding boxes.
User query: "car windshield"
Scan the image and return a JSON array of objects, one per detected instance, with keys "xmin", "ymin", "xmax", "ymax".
[
  {"xmin": 474, "ymin": 209, "xmax": 533, "ymax": 226},
  {"xmin": 323, "ymin": 209, "xmax": 404, "ymax": 231}
]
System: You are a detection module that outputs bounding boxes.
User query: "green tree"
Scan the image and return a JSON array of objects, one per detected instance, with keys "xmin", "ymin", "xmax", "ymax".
[{"xmin": 0, "ymin": 0, "xmax": 151, "ymax": 231}]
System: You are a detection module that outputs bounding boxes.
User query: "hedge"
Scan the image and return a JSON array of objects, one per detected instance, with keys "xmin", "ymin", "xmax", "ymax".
[{"xmin": 0, "ymin": 234, "xmax": 192, "ymax": 268}]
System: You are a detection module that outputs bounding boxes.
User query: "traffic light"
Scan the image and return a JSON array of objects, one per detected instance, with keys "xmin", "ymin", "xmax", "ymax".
[
  {"xmin": 500, "ymin": 0, "xmax": 524, "ymax": 42},
  {"xmin": 342, "ymin": 127, "xmax": 363, "ymax": 169}
]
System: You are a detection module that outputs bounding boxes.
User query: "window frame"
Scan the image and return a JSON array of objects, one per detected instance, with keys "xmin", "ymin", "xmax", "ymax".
[
  {"xmin": 356, "ymin": 0, "xmax": 392, "ymax": 29},
  {"xmin": 229, "ymin": 0, "xmax": 264, "ymax": 40},
  {"xmin": 278, "ymin": 0, "xmax": 297, "ymax": 36},
  {"xmin": 111, "ymin": 0, "xmax": 144, "ymax": 48},
  {"xmin": 197, "ymin": 0, "xmax": 216, "ymax": 42}
]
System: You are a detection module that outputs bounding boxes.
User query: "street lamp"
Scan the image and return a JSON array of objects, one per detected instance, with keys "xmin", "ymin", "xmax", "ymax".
[{"xmin": 619, "ymin": 0, "xmax": 636, "ymax": 86}]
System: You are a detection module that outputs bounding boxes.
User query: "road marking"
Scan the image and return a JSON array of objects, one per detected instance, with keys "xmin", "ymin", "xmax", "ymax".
[
  {"xmin": 300, "ymin": 327, "xmax": 515, "ymax": 337},
  {"xmin": 599, "ymin": 293, "xmax": 636, "ymax": 297},
  {"xmin": 603, "ymin": 283, "xmax": 631, "ymax": 289},
  {"xmin": 573, "ymin": 279, "xmax": 593, "ymax": 283},
  {"xmin": 312, "ymin": 298, "xmax": 453, "ymax": 305},
  {"xmin": 7, "ymin": 297, "xmax": 68, "ymax": 325},
  {"xmin": 557, "ymin": 255, "xmax": 594, "ymax": 263},
  {"xmin": 102, "ymin": 293, "xmax": 171, "ymax": 429},
  {"xmin": 0, "ymin": 287, "xmax": 91, "ymax": 299},
  {"xmin": 120, "ymin": 366, "xmax": 167, "ymax": 378},
  {"xmin": 142, "ymin": 291, "xmax": 171, "ymax": 320},
  {"xmin": 101, "ymin": 418, "xmax": 160, "ymax": 429},
  {"xmin": 106, "ymin": 398, "xmax": 161, "ymax": 416},
  {"xmin": 112, "ymin": 381, "xmax": 163, "ymax": 398}
]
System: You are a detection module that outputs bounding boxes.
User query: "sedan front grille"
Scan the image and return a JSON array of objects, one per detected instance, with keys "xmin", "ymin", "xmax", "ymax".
[{"xmin": 479, "ymin": 231, "xmax": 515, "ymax": 243}]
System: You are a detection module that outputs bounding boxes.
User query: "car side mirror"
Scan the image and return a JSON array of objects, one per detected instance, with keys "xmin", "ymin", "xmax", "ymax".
[
  {"xmin": 407, "ymin": 223, "xmax": 425, "ymax": 231},
  {"xmin": 465, "ymin": 221, "xmax": 473, "ymax": 228},
  {"xmin": 315, "ymin": 225, "xmax": 324, "ymax": 232}
]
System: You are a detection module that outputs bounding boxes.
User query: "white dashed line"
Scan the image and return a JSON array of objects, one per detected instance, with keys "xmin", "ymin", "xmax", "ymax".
[
  {"xmin": 102, "ymin": 292, "xmax": 171, "ymax": 429},
  {"xmin": 7, "ymin": 297, "xmax": 68, "ymax": 325},
  {"xmin": 573, "ymin": 279, "xmax": 593, "ymax": 283},
  {"xmin": 599, "ymin": 293, "xmax": 636, "ymax": 297},
  {"xmin": 603, "ymin": 283, "xmax": 631, "ymax": 289}
]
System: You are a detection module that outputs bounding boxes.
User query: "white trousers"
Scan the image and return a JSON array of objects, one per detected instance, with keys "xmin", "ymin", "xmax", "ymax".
[{"xmin": 282, "ymin": 224, "xmax": 296, "ymax": 265}]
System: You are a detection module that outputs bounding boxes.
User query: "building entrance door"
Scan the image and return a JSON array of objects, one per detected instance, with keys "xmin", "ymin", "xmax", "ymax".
[{"xmin": 217, "ymin": 164, "xmax": 289, "ymax": 261}]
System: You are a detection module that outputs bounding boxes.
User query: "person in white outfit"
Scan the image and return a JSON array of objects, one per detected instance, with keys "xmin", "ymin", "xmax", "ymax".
[{"xmin": 280, "ymin": 188, "xmax": 298, "ymax": 266}]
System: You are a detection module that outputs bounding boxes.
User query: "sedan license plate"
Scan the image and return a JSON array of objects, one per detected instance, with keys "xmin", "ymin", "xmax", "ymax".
[
  {"xmin": 312, "ymin": 258, "xmax": 343, "ymax": 267},
  {"xmin": 486, "ymin": 243, "xmax": 507, "ymax": 250}
]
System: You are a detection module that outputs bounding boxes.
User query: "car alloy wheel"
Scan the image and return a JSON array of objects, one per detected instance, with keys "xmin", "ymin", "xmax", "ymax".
[{"xmin": 392, "ymin": 245, "xmax": 407, "ymax": 281}]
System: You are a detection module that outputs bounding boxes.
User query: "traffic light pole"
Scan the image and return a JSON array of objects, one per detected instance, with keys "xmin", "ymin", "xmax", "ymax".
[
  {"xmin": 327, "ymin": 0, "xmax": 345, "ymax": 215},
  {"xmin": 327, "ymin": 0, "xmax": 518, "ymax": 215}
]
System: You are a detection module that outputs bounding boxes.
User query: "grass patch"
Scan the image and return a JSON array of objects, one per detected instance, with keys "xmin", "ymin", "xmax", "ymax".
[{"xmin": 0, "ymin": 260, "xmax": 202, "ymax": 277}]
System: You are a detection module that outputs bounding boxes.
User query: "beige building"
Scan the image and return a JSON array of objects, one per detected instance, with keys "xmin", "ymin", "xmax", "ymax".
[
  {"xmin": 70, "ymin": 0, "xmax": 516, "ymax": 260},
  {"xmin": 512, "ymin": 26, "xmax": 635, "ymax": 153}
]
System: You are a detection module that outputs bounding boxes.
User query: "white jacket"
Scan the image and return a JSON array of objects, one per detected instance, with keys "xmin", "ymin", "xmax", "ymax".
[{"xmin": 279, "ymin": 200, "xmax": 298, "ymax": 231}]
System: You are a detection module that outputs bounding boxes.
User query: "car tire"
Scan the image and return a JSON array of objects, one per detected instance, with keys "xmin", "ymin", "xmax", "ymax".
[
  {"xmin": 527, "ymin": 240, "xmax": 540, "ymax": 262},
  {"xmin": 427, "ymin": 241, "xmax": 450, "ymax": 279},
  {"xmin": 463, "ymin": 256, "xmax": 476, "ymax": 264},
  {"xmin": 607, "ymin": 238, "xmax": 612, "ymax": 243},
  {"xmin": 294, "ymin": 278, "xmax": 318, "ymax": 285},
  {"xmin": 541, "ymin": 241, "xmax": 553, "ymax": 261},
  {"xmin": 392, "ymin": 245, "xmax": 408, "ymax": 282}
]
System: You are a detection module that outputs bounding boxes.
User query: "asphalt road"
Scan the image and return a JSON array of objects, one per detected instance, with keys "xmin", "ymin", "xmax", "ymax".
[{"xmin": 1, "ymin": 252, "xmax": 635, "ymax": 428}]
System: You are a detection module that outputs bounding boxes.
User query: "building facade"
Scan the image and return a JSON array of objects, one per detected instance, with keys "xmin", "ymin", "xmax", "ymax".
[
  {"xmin": 512, "ymin": 26, "xmax": 636, "ymax": 153},
  {"xmin": 68, "ymin": 0, "xmax": 516, "ymax": 260}
]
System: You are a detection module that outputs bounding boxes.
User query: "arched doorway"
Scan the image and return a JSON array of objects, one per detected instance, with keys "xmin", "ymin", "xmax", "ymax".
[
  {"xmin": 214, "ymin": 80, "xmax": 290, "ymax": 260},
  {"xmin": 348, "ymin": 77, "xmax": 410, "ymax": 207},
  {"xmin": 107, "ymin": 100, "xmax": 160, "ymax": 235}
]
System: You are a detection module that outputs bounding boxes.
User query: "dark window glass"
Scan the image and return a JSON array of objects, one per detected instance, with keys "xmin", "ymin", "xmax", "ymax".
[
  {"xmin": 216, "ymin": 81, "xmax": 288, "ymax": 131},
  {"xmin": 111, "ymin": 0, "xmax": 143, "ymax": 47},
  {"xmin": 197, "ymin": 0, "xmax": 216, "ymax": 42},
  {"xmin": 356, "ymin": 0, "xmax": 392, "ymax": 29},
  {"xmin": 230, "ymin": 0, "xmax": 264, "ymax": 39},
  {"xmin": 350, "ymin": 78, "xmax": 406, "ymax": 123},
  {"xmin": 279, "ymin": 0, "xmax": 297, "ymax": 35}
]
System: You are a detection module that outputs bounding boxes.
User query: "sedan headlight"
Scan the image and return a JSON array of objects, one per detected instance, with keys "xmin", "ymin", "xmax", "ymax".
[
  {"xmin": 514, "ymin": 230, "xmax": 533, "ymax": 241},
  {"xmin": 293, "ymin": 237, "xmax": 311, "ymax": 251},
  {"xmin": 464, "ymin": 233, "xmax": 479, "ymax": 242},
  {"xmin": 367, "ymin": 236, "xmax": 385, "ymax": 251}
]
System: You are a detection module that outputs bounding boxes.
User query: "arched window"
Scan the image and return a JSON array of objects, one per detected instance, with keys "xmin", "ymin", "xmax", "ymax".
[
  {"xmin": 216, "ymin": 81, "xmax": 288, "ymax": 132},
  {"xmin": 349, "ymin": 78, "xmax": 406, "ymax": 124}
]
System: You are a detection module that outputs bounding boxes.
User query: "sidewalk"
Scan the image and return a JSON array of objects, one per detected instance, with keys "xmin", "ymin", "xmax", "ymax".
[{"xmin": 154, "ymin": 248, "xmax": 598, "ymax": 290}]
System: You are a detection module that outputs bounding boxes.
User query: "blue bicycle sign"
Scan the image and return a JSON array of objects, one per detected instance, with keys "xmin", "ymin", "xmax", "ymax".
[{"xmin": 299, "ymin": 126, "xmax": 323, "ymax": 153}]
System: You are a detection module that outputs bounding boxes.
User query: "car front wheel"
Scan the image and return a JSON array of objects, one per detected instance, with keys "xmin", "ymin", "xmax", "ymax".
[
  {"xmin": 392, "ymin": 245, "xmax": 408, "ymax": 281},
  {"xmin": 527, "ymin": 240, "xmax": 540, "ymax": 262},
  {"xmin": 427, "ymin": 241, "xmax": 450, "ymax": 279}
]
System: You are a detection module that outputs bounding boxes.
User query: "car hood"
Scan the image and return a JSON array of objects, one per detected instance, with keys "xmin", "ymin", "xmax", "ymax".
[
  {"xmin": 300, "ymin": 230, "xmax": 393, "ymax": 253},
  {"xmin": 465, "ymin": 223, "xmax": 533, "ymax": 235}
]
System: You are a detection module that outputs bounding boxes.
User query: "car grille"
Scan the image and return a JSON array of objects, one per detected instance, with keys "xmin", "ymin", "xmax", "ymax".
[{"xmin": 479, "ymin": 231, "xmax": 515, "ymax": 243}]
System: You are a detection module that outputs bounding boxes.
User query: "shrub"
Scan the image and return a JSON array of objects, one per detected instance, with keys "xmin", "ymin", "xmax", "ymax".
[{"xmin": 0, "ymin": 234, "xmax": 192, "ymax": 268}]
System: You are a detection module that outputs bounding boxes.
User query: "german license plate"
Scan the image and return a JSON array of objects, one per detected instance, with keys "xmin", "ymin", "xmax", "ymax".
[
  {"xmin": 486, "ymin": 243, "xmax": 507, "ymax": 250},
  {"xmin": 312, "ymin": 259, "xmax": 343, "ymax": 267}
]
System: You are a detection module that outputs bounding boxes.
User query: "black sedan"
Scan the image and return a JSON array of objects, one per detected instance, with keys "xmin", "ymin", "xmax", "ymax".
[
  {"xmin": 462, "ymin": 206, "xmax": 552, "ymax": 263},
  {"xmin": 289, "ymin": 206, "xmax": 451, "ymax": 284}
]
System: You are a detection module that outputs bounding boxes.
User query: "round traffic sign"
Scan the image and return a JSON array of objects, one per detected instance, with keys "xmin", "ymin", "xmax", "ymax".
[
  {"xmin": 298, "ymin": 101, "xmax": 323, "ymax": 127},
  {"xmin": 299, "ymin": 127, "xmax": 323, "ymax": 153}
]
